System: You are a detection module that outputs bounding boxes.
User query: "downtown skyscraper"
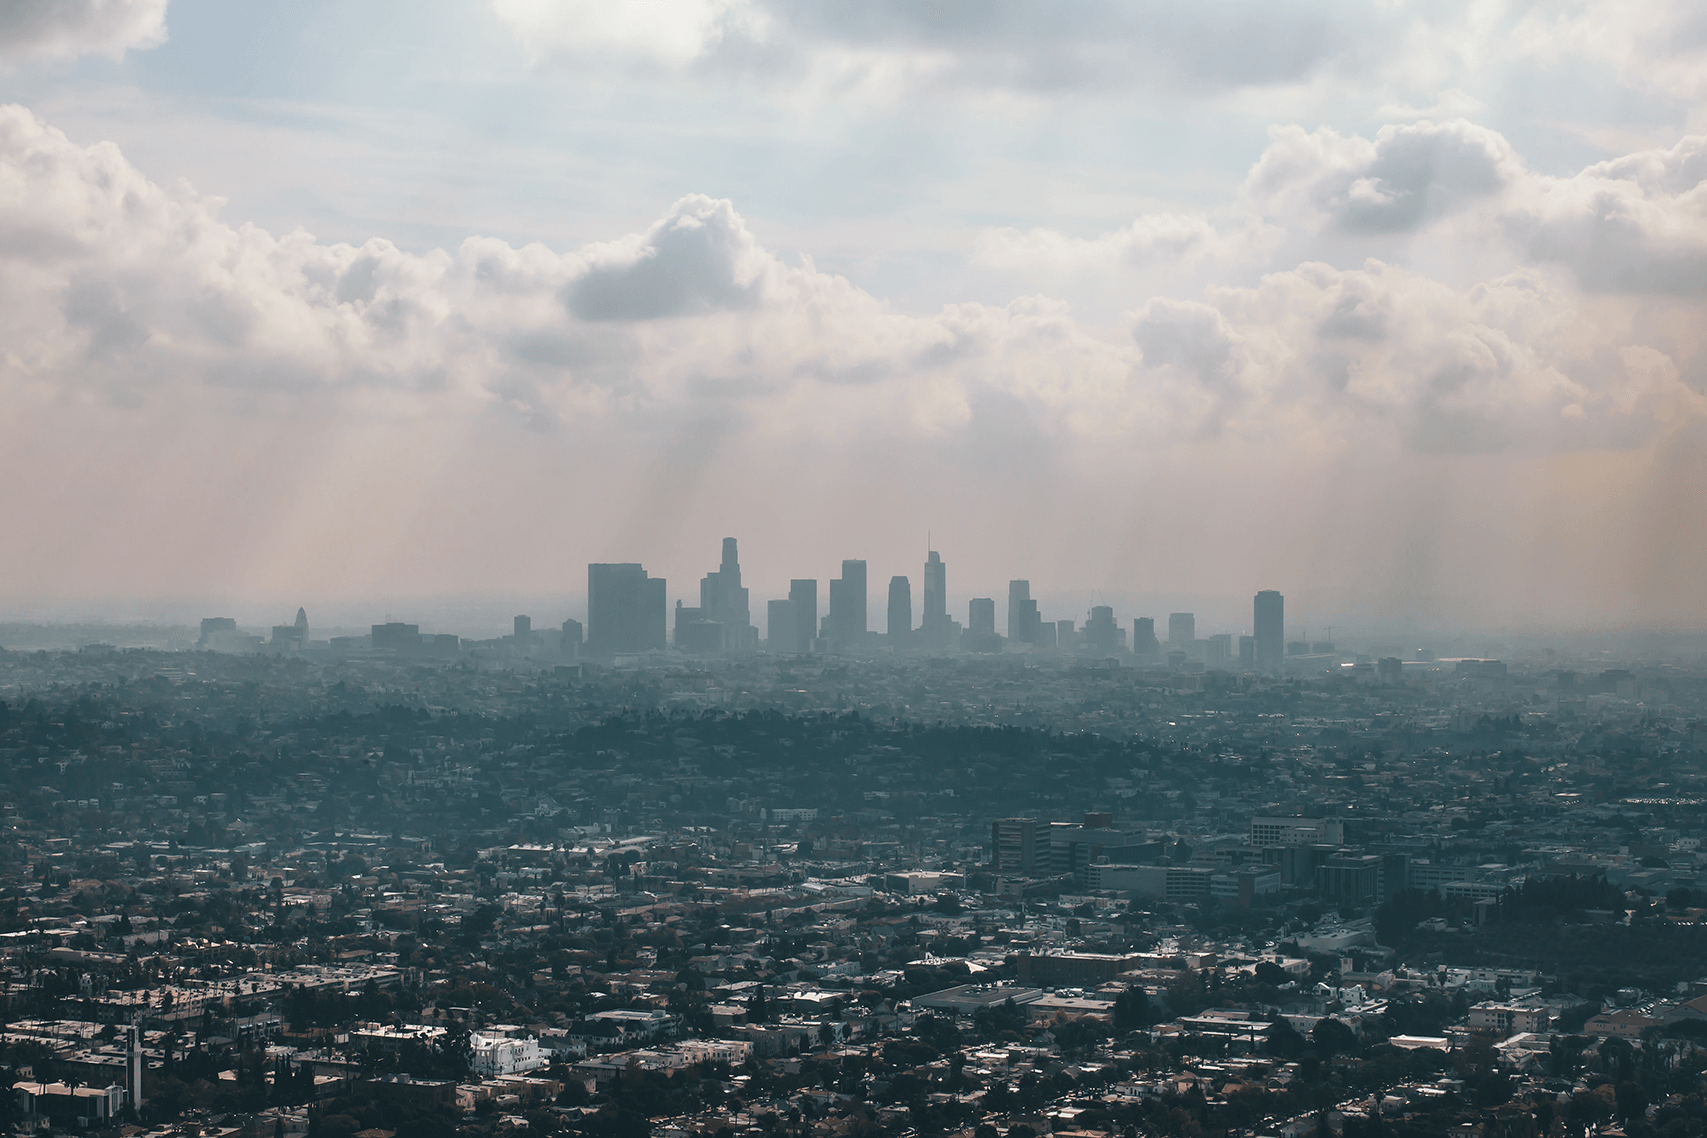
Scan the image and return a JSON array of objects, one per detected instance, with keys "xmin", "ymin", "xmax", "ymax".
[{"xmin": 1254, "ymin": 590, "xmax": 1285, "ymax": 674}]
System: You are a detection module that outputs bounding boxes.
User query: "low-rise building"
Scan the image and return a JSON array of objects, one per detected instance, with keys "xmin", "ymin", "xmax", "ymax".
[
  {"xmin": 1468, "ymin": 1002, "xmax": 1551, "ymax": 1036},
  {"xmin": 470, "ymin": 1031, "xmax": 546, "ymax": 1077}
]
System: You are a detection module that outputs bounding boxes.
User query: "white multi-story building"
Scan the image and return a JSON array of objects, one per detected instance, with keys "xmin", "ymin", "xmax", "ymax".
[
  {"xmin": 470, "ymin": 1032, "xmax": 546, "ymax": 1077},
  {"xmin": 674, "ymin": 1039, "xmax": 753, "ymax": 1066},
  {"xmin": 1468, "ymin": 1002, "xmax": 1551, "ymax": 1036},
  {"xmin": 1249, "ymin": 816, "xmax": 1345, "ymax": 849}
]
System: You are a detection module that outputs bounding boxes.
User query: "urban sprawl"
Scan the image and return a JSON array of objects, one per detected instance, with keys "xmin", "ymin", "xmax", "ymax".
[{"xmin": 0, "ymin": 540, "xmax": 1704, "ymax": 1138}]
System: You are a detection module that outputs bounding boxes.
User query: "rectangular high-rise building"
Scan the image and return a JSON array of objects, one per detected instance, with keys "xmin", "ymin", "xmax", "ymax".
[
  {"xmin": 1007, "ymin": 580, "xmax": 1040, "ymax": 644},
  {"xmin": 372, "ymin": 622, "xmax": 421, "ymax": 652},
  {"xmin": 887, "ymin": 576, "xmax": 912, "ymax": 646},
  {"xmin": 827, "ymin": 560, "xmax": 867, "ymax": 648},
  {"xmin": 1133, "ymin": 617, "xmax": 1159, "ymax": 660},
  {"xmin": 1250, "ymin": 815, "xmax": 1345, "ymax": 849},
  {"xmin": 199, "ymin": 617, "xmax": 236, "ymax": 645},
  {"xmin": 1206, "ymin": 633, "xmax": 1232, "ymax": 669},
  {"xmin": 1084, "ymin": 605, "xmax": 1122, "ymax": 653},
  {"xmin": 766, "ymin": 599, "xmax": 798, "ymax": 651},
  {"xmin": 587, "ymin": 563, "xmax": 667, "ymax": 656},
  {"xmin": 1254, "ymin": 590, "xmax": 1284, "ymax": 673},
  {"xmin": 1167, "ymin": 612, "xmax": 1195, "ymax": 648},
  {"xmin": 991, "ymin": 818, "xmax": 1038, "ymax": 875},
  {"xmin": 788, "ymin": 579, "xmax": 817, "ymax": 653},
  {"xmin": 968, "ymin": 597, "xmax": 995, "ymax": 636}
]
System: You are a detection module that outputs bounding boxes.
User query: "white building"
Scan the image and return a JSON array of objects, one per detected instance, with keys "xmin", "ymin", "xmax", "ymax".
[
  {"xmin": 1249, "ymin": 816, "xmax": 1345, "ymax": 849},
  {"xmin": 675, "ymin": 1039, "xmax": 753, "ymax": 1066},
  {"xmin": 1468, "ymin": 1002, "xmax": 1551, "ymax": 1036},
  {"xmin": 470, "ymin": 1032, "xmax": 546, "ymax": 1077}
]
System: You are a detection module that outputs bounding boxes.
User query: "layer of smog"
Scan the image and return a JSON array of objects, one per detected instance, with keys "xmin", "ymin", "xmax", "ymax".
[{"xmin": 3, "ymin": 4, "xmax": 1706, "ymax": 1137}]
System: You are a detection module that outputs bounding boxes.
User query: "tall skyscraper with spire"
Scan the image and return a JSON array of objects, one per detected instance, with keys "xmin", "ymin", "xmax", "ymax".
[
  {"xmin": 271, "ymin": 607, "xmax": 309, "ymax": 651},
  {"xmin": 701, "ymin": 537, "xmax": 755, "ymax": 651},
  {"xmin": 677, "ymin": 537, "xmax": 757, "ymax": 652},
  {"xmin": 922, "ymin": 551, "xmax": 945, "ymax": 629},
  {"xmin": 918, "ymin": 549, "xmax": 960, "ymax": 650}
]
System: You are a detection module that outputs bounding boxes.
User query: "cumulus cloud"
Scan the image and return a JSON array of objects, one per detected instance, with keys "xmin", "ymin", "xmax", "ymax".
[
  {"xmin": 1509, "ymin": 135, "xmax": 1707, "ymax": 294},
  {"xmin": 1244, "ymin": 119, "xmax": 1521, "ymax": 234},
  {"xmin": 0, "ymin": 0, "xmax": 166, "ymax": 64},
  {"xmin": 1234, "ymin": 121, "xmax": 1707, "ymax": 295},
  {"xmin": 0, "ymin": 102, "xmax": 1698, "ymax": 460},
  {"xmin": 979, "ymin": 119, "xmax": 1707, "ymax": 307},
  {"xmin": 1115, "ymin": 260, "xmax": 1707, "ymax": 455},
  {"xmin": 565, "ymin": 196, "xmax": 776, "ymax": 320}
]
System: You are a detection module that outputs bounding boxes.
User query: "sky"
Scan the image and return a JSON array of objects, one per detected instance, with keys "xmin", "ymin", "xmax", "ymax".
[{"xmin": 0, "ymin": 0, "xmax": 1704, "ymax": 638}]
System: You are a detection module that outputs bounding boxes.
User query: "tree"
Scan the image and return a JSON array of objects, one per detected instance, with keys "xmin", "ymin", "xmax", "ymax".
[
  {"xmin": 1113, "ymin": 988, "xmax": 1155, "ymax": 1035},
  {"xmin": 1311, "ymin": 1017, "xmax": 1357, "ymax": 1058},
  {"xmin": 1568, "ymin": 1087, "xmax": 1613, "ymax": 1129},
  {"xmin": 1052, "ymin": 1017, "xmax": 1107, "ymax": 1054},
  {"xmin": 914, "ymin": 1013, "xmax": 960, "ymax": 1055},
  {"xmin": 974, "ymin": 997, "xmax": 1026, "ymax": 1039},
  {"xmin": 1267, "ymin": 1017, "xmax": 1307, "ymax": 1058}
]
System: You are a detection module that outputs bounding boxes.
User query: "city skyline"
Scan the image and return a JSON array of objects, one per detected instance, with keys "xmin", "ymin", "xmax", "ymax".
[
  {"xmin": 160, "ymin": 534, "xmax": 1454, "ymax": 669},
  {"xmin": 166, "ymin": 536, "xmax": 1306, "ymax": 659},
  {"xmin": 2, "ymin": 8, "xmax": 1705, "ymax": 1137}
]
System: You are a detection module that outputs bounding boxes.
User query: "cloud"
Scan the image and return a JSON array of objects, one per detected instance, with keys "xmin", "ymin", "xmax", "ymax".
[
  {"xmin": 1509, "ymin": 135, "xmax": 1707, "ymax": 294},
  {"xmin": 0, "ymin": 101, "xmax": 1698, "ymax": 460},
  {"xmin": 490, "ymin": 0, "xmax": 759, "ymax": 69},
  {"xmin": 1245, "ymin": 119, "xmax": 1521, "ymax": 234},
  {"xmin": 1510, "ymin": 1, "xmax": 1707, "ymax": 107},
  {"xmin": 1375, "ymin": 87, "xmax": 1485, "ymax": 122},
  {"xmin": 1205, "ymin": 260, "xmax": 1707, "ymax": 453},
  {"xmin": 565, "ymin": 195, "xmax": 777, "ymax": 320},
  {"xmin": 973, "ymin": 213, "xmax": 1257, "ymax": 274},
  {"xmin": 1237, "ymin": 121, "xmax": 1707, "ymax": 295},
  {"xmin": 487, "ymin": 0, "xmax": 1707, "ymax": 124},
  {"xmin": 491, "ymin": 0, "xmax": 1377, "ymax": 97},
  {"xmin": 0, "ymin": 0, "xmax": 166, "ymax": 64}
]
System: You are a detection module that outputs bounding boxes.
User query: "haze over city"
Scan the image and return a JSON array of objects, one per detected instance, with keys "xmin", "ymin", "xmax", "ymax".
[{"xmin": 8, "ymin": 8, "xmax": 1707, "ymax": 1138}]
